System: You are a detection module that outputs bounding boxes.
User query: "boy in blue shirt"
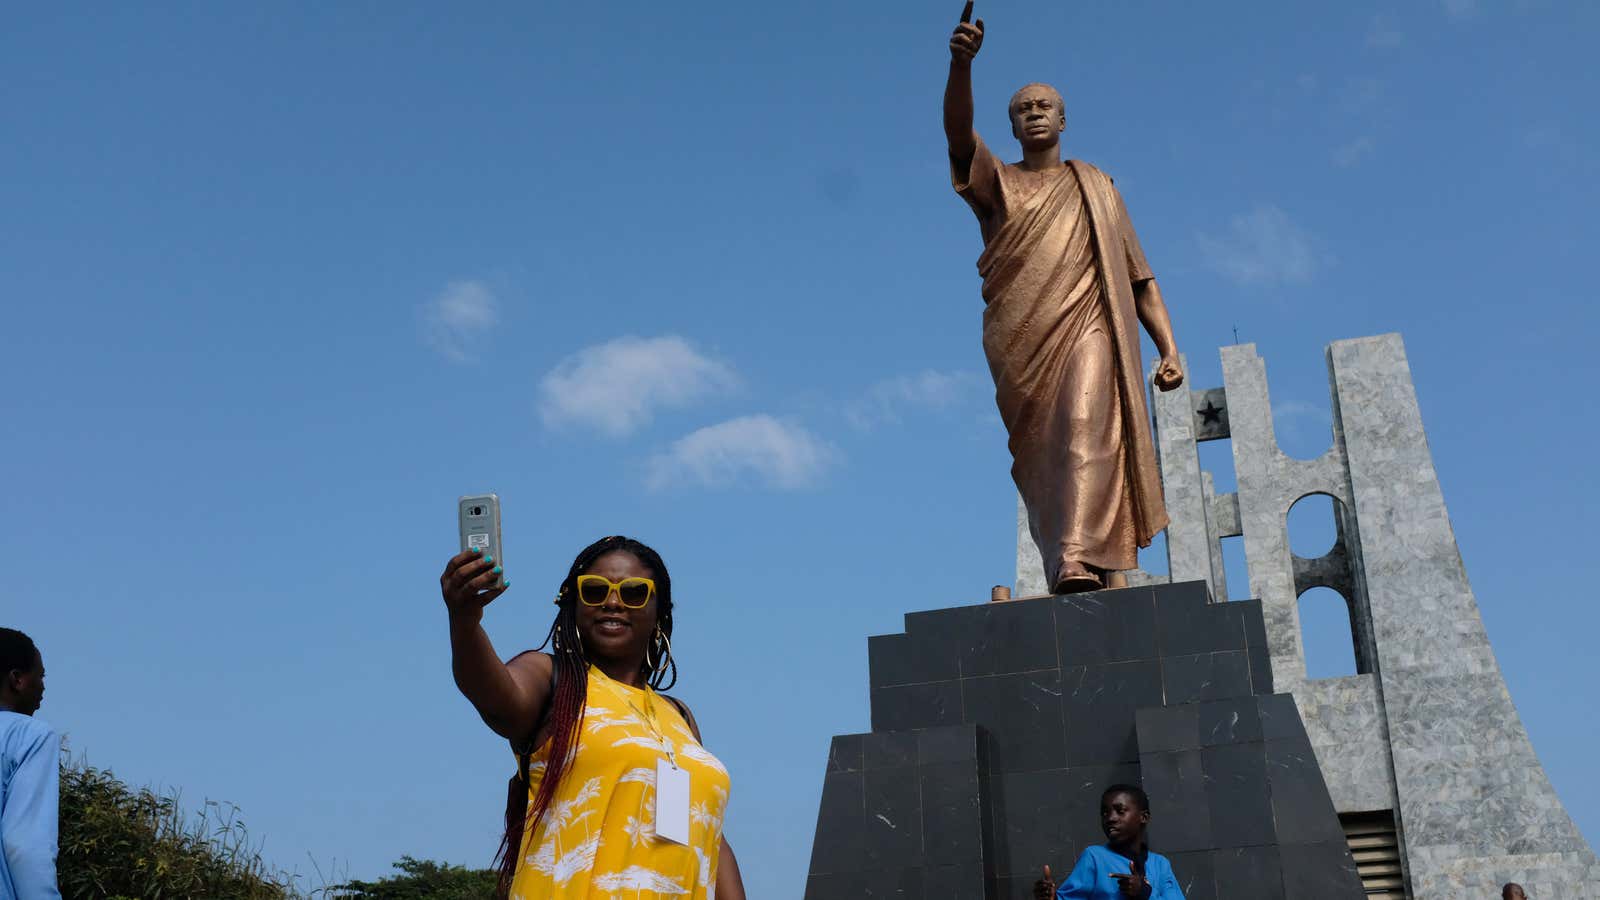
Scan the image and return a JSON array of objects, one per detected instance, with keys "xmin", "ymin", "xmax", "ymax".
[
  {"xmin": 0, "ymin": 627, "xmax": 61, "ymax": 900},
  {"xmin": 1033, "ymin": 784, "xmax": 1185, "ymax": 900}
]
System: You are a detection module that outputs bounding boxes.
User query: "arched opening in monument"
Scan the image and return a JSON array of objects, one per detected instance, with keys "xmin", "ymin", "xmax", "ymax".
[
  {"xmin": 1288, "ymin": 492, "xmax": 1339, "ymax": 558},
  {"xmin": 1299, "ymin": 586, "xmax": 1358, "ymax": 679},
  {"xmin": 1221, "ymin": 534, "xmax": 1251, "ymax": 600}
]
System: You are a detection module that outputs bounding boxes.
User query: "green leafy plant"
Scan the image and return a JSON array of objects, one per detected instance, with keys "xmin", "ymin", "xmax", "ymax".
[
  {"xmin": 58, "ymin": 751, "xmax": 302, "ymax": 899},
  {"xmin": 329, "ymin": 855, "xmax": 496, "ymax": 899},
  {"xmin": 55, "ymin": 746, "xmax": 492, "ymax": 899}
]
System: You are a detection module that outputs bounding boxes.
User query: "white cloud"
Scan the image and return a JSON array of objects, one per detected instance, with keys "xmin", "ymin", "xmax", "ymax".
[
  {"xmin": 421, "ymin": 280, "xmax": 498, "ymax": 363},
  {"xmin": 1338, "ymin": 77, "xmax": 1386, "ymax": 114},
  {"xmin": 1332, "ymin": 136, "xmax": 1377, "ymax": 168},
  {"xmin": 1273, "ymin": 400, "xmax": 1332, "ymax": 426},
  {"xmin": 1366, "ymin": 14, "xmax": 1404, "ymax": 48},
  {"xmin": 538, "ymin": 335, "xmax": 737, "ymax": 437},
  {"xmin": 846, "ymin": 369, "xmax": 987, "ymax": 429},
  {"xmin": 645, "ymin": 415, "xmax": 836, "ymax": 491},
  {"xmin": 1273, "ymin": 401, "xmax": 1334, "ymax": 453},
  {"xmin": 1196, "ymin": 206, "xmax": 1326, "ymax": 287}
]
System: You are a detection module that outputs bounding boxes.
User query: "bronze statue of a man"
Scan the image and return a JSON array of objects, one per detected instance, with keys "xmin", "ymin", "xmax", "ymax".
[{"xmin": 945, "ymin": 2, "xmax": 1183, "ymax": 594}]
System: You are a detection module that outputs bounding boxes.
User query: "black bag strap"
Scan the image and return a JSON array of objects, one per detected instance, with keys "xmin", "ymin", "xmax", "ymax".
[
  {"xmin": 662, "ymin": 694, "xmax": 692, "ymax": 735},
  {"xmin": 515, "ymin": 654, "xmax": 559, "ymax": 786}
]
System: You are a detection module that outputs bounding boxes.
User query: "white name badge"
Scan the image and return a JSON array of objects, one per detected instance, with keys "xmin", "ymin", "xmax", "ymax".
[{"xmin": 655, "ymin": 759, "xmax": 692, "ymax": 845}]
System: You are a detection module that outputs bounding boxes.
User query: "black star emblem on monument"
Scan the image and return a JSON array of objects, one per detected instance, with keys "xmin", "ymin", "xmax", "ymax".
[{"xmin": 1198, "ymin": 400, "xmax": 1224, "ymax": 425}]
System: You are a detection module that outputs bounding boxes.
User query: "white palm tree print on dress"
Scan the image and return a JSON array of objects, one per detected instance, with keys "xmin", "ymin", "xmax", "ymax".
[
  {"xmin": 624, "ymin": 795, "xmax": 656, "ymax": 847},
  {"xmin": 591, "ymin": 866, "xmax": 690, "ymax": 898},
  {"xmin": 543, "ymin": 777, "xmax": 603, "ymax": 831},
  {"xmin": 690, "ymin": 800, "xmax": 719, "ymax": 831},
  {"xmin": 676, "ymin": 741, "xmax": 728, "ymax": 776},
  {"xmin": 611, "ymin": 735, "xmax": 666, "ymax": 751},
  {"xmin": 526, "ymin": 832, "xmax": 603, "ymax": 885},
  {"xmin": 692, "ymin": 846, "xmax": 712, "ymax": 890},
  {"xmin": 587, "ymin": 712, "xmax": 645, "ymax": 734}
]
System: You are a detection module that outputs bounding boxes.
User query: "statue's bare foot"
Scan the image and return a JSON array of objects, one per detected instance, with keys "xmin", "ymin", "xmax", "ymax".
[{"xmin": 1053, "ymin": 562, "xmax": 1103, "ymax": 594}]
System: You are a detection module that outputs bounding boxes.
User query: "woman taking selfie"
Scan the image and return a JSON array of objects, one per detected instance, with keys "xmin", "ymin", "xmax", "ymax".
[{"xmin": 442, "ymin": 535, "xmax": 746, "ymax": 899}]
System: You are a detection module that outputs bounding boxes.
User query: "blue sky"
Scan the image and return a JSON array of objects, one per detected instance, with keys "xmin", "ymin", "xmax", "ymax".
[{"xmin": 4, "ymin": 1, "xmax": 1597, "ymax": 896}]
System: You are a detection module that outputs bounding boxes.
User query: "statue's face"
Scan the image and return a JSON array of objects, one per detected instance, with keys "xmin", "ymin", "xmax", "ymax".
[{"xmin": 1009, "ymin": 86, "xmax": 1065, "ymax": 151}]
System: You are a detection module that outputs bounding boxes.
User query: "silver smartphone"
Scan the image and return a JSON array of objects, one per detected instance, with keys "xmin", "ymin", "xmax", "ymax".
[{"xmin": 458, "ymin": 493, "xmax": 504, "ymax": 587}]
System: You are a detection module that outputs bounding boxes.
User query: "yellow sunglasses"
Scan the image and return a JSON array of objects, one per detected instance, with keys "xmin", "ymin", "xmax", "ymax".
[{"xmin": 575, "ymin": 574, "xmax": 657, "ymax": 609}]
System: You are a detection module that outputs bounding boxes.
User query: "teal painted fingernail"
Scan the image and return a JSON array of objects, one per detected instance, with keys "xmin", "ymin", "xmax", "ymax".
[
  {"xmin": 484, "ymin": 554, "xmax": 493, "ymax": 564},
  {"xmin": 493, "ymin": 565, "xmax": 502, "ymax": 574},
  {"xmin": 503, "ymin": 579, "xmax": 510, "ymax": 587},
  {"xmin": 473, "ymin": 547, "xmax": 483, "ymax": 555}
]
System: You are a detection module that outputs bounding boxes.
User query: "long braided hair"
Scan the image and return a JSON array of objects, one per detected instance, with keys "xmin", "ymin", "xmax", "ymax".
[{"xmin": 493, "ymin": 535, "xmax": 676, "ymax": 896}]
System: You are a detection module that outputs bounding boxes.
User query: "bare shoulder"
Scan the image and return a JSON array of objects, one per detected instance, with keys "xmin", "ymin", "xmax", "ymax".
[
  {"xmin": 505, "ymin": 649, "xmax": 553, "ymax": 683},
  {"xmin": 663, "ymin": 693, "xmax": 703, "ymax": 742}
]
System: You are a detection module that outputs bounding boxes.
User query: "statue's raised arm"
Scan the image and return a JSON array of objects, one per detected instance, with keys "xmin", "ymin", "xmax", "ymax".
[{"xmin": 944, "ymin": 1, "xmax": 984, "ymax": 181}]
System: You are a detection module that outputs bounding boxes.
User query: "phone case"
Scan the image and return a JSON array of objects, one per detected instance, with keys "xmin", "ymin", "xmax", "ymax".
[{"xmin": 458, "ymin": 493, "xmax": 504, "ymax": 587}]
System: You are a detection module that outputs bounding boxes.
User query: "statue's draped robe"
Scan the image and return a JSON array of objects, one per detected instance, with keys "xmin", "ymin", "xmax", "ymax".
[{"xmin": 954, "ymin": 139, "xmax": 1168, "ymax": 584}]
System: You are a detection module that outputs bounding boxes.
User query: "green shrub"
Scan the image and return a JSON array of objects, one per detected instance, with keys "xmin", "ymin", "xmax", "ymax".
[
  {"xmin": 329, "ymin": 856, "xmax": 496, "ymax": 899},
  {"xmin": 55, "ymin": 748, "xmax": 492, "ymax": 899},
  {"xmin": 58, "ymin": 752, "xmax": 299, "ymax": 899}
]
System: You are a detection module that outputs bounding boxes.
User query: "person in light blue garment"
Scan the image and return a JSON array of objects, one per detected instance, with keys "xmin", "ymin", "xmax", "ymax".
[
  {"xmin": 0, "ymin": 628, "xmax": 61, "ymax": 900},
  {"xmin": 1032, "ymin": 784, "xmax": 1185, "ymax": 900}
]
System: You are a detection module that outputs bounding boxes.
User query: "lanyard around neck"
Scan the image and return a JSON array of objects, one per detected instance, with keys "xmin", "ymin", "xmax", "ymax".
[{"xmin": 595, "ymin": 669, "xmax": 679, "ymax": 769}]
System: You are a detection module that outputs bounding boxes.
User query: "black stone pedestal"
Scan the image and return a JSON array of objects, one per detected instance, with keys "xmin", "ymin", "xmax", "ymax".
[{"xmin": 804, "ymin": 581, "xmax": 1363, "ymax": 900}]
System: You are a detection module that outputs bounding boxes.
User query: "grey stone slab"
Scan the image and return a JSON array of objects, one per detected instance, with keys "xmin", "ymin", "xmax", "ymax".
[
  {"xmin": 872, "ymin": 680, "xmax": 963, "ymax": 733},
  {"xmin": 1203, "ymin": 742, "xmax": 1275, "ymax": 848},
  {"xmin": 1054, "ymin": 587, "xmax": 1158, "ymax": 666},
  {"xmin": 863, "ymin": 767, "xmax": 923, "ymax": 867},
  {"xmin": 1212, "ymin": 845, "xmax": 1285, "ymax": 900},
  {"xmin": 863, "ymin": 730, "xmax": 919, "ymax": 770},
  {"xmin": 827, "ymin": 733, "xmax": 865, "ymax": 773},
  {"xmin": 1154, "ymin": 581, "xmax": 1239, "ymax": 657},
  {"xmin": 1134, "ymin": 704, "xmax": 1199, "ymax": 754},
  {"xmin": 1152, "ymin": 356, "xmax": 1220, "ymax": 594},
  {"xmin": 993, "ymin": 768, "xmax": 1074, "ymax": 878},
  {"xmin": 1279, "ymin": 840, "xmax": 1364, "ymax": 898},
  {"xmin": 810, "ymin": 770, "xmax": 866, "ymax": 873},
  {"xmin": 920, "ymin": 864, "xmax": 989, "ymax": 900},
  {"xmin": 1161, "ymin": 650, "xmax": 1251, "ymax": 705},
  {"xmin": 919, "ymin": 724, "xmax": 982, "ymax": 766},
  {"xmin": 1247, "ymin": 645, "xmax": 1273, "ymax": 695},
  {"xmin": 1265, "ymin": 738, "xmax": 1346, "ymax": 845},
  {"xmin": 1139, "ymin": 748, "xmax": 1213, "ymax": 853},
  {"xmin": 1329, "ymin": 334, "xmax": 1599, "ymax": 894},
  {"xmin": 959, "ymin": 596, "xmax": 1059, "ymax": 677},
  {"xmin": 963, "ymin": 669, "xmax": 1067, "ymax": 773},
  {"xmin": 1198, "ymin": 697, "xmax": 1262, "ymax": 747},
  {"xmin": 1062, "ymin": 660, "xmax": 1162, "ymax": 766},
  {"xmin": 870, "ymin": 631, "xmax": 959, "ymax": 688},
  {"xmin": 919, "ymin": 762, "xmax": 985, "ymax": 864},
  {"xmin": 1166, "ymin": 850, "xmax": 1217, "ymax": 900},
  {"xmin": 1238, "ymin": 599, "xmax": 1268, "ymax": 648},
  {"xmin": 1016, "ymin": 492, "xmax": 1048, "ymax": 597}
]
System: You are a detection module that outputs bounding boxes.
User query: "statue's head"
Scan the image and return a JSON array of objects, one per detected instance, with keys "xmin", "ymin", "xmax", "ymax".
[{"xmin": 1008, "ymin": 82, "xmax": 1066, "ymax": 151}]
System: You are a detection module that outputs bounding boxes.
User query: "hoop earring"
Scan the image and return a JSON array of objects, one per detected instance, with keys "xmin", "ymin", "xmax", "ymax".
[
  {"xmin": 650, "ymin": 626, "xmax": 677, "ymax": 691},
  {"xmin": 656, "ymin": 628, "xmax": 673, "ymax": 670},
  {"xmin": 647, "ymin": 625, "xmax": 665, "ymax": 671}
]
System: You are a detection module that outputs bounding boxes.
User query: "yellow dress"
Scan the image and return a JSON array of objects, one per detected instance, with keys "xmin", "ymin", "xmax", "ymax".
[{"xmin": 510, "ymin": 666, "xmax": 731, "ymax": 899}]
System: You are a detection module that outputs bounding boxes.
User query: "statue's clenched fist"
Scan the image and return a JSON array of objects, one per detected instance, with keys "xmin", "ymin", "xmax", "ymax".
[{"xmin": 950, "ymin": 0, "xmax": 985, "ymax": 64}]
